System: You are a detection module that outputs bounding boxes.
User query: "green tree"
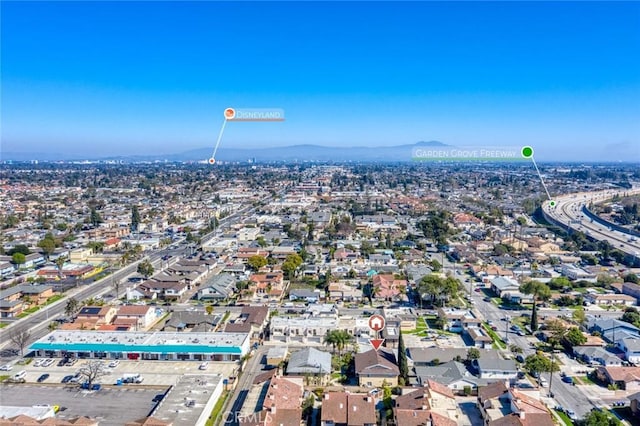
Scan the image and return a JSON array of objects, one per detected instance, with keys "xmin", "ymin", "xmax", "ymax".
[
  {"xmin": 418, "ymin": 274, "xmax": 461, "ymax": 307},
  {"xmin": 9, "ymin": 244, "xmax": 30, "ymax": 255},
  {"xmin": 429, "ymin": 259, "xmax": 442, "ymax": 272},
  {"xmin": 256, "ymin": 236, "xmax": 267, "ymax": 248},
  {"xmin": 524, "ymin": 353, "xmax": 558, "ymax": 376},
  {"xmin": 466, "ymin": 347, "xmax": 481, "ymax": 361},
  {"xmin": 12, "ymin": 252, "xmax": 26, "ymax": 266},
  {"xmin": 564, "ymin": 327, "xmax": 587, "ymax": 348},
  {"xmin": 573, "ymin": 306, "xmax": 587, "ymax": 328},
  {"xmin": 520, "ymin": 280, "xmax": 551, "ymax": 331},
  {"xmin": 582, "ymin": 409, "xmax": 622, "ymax": 426},
  {"xmin": 37, "ymin": 233, "xmax": 57, "ymax": 259},
  {"xmin": 55, "ymin": 256, "xmax": 67, "ymax": 277},
  {"xmin": 65, "ymin": 297, "xmax": 80, "ymax": 317},
  {"xmin": 131, "ymin": 205, "xmax": 141, "ymax": 232},
  {"xmin": 87, "ymin": 241, "xmax": 105, "ymax": 254},
  {"xmin": 397, "ymin": 330, "xmax": 409, "ymax": 385},
  {"xmin": 247, "ymin": 255, "xmax": 268, "ymax": 271},
  {"xmin": 282, "ymin": 253, "xmax": 303, "ymax": 280},
  {"xmin": 624, "ymin": 273, "xmax": 639, "ymax": 284},
  {"xmin": 89, "ymin": 207, "xmax": 103, "ymax": 227},
  {"xmin": 621, "ymin": 307, "xmax": 640, "ymax": 328},
  {"xmin": 137, "ymin": 259, "xmax": 154, "ymax": 279}
]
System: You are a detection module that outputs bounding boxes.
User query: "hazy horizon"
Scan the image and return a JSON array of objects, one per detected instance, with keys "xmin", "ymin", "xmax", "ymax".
[{"xmin": 2, "ymin": 2, "xmax": 639, "ymax": 162}]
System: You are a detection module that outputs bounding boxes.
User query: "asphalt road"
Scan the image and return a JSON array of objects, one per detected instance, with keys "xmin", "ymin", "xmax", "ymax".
[
  {"xmin": 469, "ymin": 288, "xmax": 595, "ymax": 419},
  {"xmin": 224, "ymin": 346, "xmax": 269, "ymax": 426},
  {"xmin": 542, "ymin": 187, "xmax": 640, "ymax": 259}
]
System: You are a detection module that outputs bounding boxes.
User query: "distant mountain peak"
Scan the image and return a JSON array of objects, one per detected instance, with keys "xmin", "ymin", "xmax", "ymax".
[{"xmin": 414, "ymin": 140, "xmax": 448, "ymax": 146}]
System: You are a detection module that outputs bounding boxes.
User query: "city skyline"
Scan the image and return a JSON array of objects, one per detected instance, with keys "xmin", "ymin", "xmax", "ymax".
[{"xmin": 2, "ymin": 1, "xmax": 640, "ymax": 162}]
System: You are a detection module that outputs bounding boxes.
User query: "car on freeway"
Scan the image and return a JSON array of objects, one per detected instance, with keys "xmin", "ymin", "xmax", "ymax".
[{"xmin": 37, "ymin": 374, "xmax": 50, "ymax": 383}]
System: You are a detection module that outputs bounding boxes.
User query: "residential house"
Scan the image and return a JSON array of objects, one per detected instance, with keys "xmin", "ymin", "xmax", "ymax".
[
  {"xmin": 618, "ymin": 337, "xmax": 640, "ymax": 364},
  {"xmin": 225, "ymin": 305, "xmax": 269, "ymax": 342},
  {"xmin": 596, "ymin": 366, "xmax": 640, "ymax": 391},
  {"xmin": 354, "ymin": 348, "xmax": 400, "ymax": 387},
  {"xmin": 585, "ymin": 293, "xmax": 637, "ymax": 307},
  {"xmin": 573, "ymin": 346, "xmax": 622, "ymax": 367},
  {"xmin": 116, "ymin": 305, "xmax": 157, "ymax": 331},
  {"xmin": 76, "ymin": 306, "xmax": 118, "ymax": 327},
  {"xmin": 289, "ymin": 288, "xmax": 322, "ymax": 303},
  {"xmin": 138, "ymin": 280, "xmax": 188, "ymax": 301},
  {"xmin": 328, "ymin": 281, "xmax": 363, "ymax": 302},
  {"xmin": 478, "ymin": 384, "xmax": 554, "ymax": 426},
  {"xmin": 476, "ymin": 357, "xmax": 518, "ymax": 380},
  {"xmin": 163, "ymin": 311, "xmax": 220, "ymax": 332},
  {"xmin": 197, "ymin": 273, "xmax": 237, "ymax": 301},
  {"xmin": 320, "ymin": 392, "xmax": 376, "ymax": 426},
  {"xmin": 242, "ymin": 376, "xmax": 303, "ymax": 426},
  {"xmin": 436, "ymin": 308, "xmax": 482, "ymax": 333},
  {"xmin": 249, "ymin": 271, "xmax": 284, "ymax": 301},
  {"xmin": 372, "ymin": 274, "xmax": 407, "ymax": 302},
  {"xmin": 394, "ymin": 381, "xmax": 460, "ymax": 426},
  {"xmin": 588, "ymin": 317, "xmax": 640, "ymax": 344},
  {"xmin": 286, "ymin": 347, "xmax": 331, "ymax": 385},
  {"xmin": 414, "ymin": 361, "xmax": 488, "ymax": 394},
  {"xmin": 490, "ymin": 277, "xmax": 530, "ymax": 303}
]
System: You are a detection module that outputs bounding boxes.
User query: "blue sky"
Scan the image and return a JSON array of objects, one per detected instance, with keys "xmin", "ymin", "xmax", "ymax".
[{"xmin": 2, "ymin": 1, "xmax": 639, "ymax": 161}]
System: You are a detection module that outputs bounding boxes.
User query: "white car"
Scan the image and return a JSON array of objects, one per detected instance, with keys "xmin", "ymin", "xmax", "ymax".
[
  {"xmin": 34, "ymin": 359, "xmax": 44, "ymax": 367},
  {"xmin": 108, "ymin": 360, "xmax": 120, "ymax": 368},
  {"xmin": 199, "ymin": 362, "xmax": 209, "ymax": 370},
  {"xmin": 0, "ymin": 364, "xmax": 12, "ymax": 371}
]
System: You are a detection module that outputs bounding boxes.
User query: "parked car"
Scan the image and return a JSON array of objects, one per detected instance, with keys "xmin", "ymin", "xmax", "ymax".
[
  {"xmin": 515, "ymin": 355, "xmax": 525, "ymax": 363},
  {"xmin": 108, "ymin": 360, "xmax": 120, "ymax": 368},
  {"xmin": 566, "ymin": 410, "xmax": 578, "ymax": 421},
  {"xmin": 0, "ymin": 364, "xmax": 13, "ymax": 371},
  {"xmin": 199, "ymin": 362, "xmax": 209, "ymax": 370},
  {"xmin": 37, "ymin": 374, "xmax": 50, "ymax": 383},
  {"xmin": 61, "ymin": 375, "xmax": 74, "ymax": 383}
]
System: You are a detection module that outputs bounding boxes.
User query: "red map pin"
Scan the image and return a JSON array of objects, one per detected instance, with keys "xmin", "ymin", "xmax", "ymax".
[{"xmin": 368, "ymin": 314, "xmax": 385, "ymax": 332}]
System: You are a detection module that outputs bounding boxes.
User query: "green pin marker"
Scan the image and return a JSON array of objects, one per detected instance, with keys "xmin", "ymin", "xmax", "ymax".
[{"xmin": 521, "ymin": 146, "xmax": 534, "ymax": 158}]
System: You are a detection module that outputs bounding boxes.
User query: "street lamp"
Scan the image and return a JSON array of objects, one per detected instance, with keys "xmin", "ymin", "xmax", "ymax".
[
  {"xmin": 548, "ymin": 350, "xmax": 559, "ymax": 398},
  {"xmin": 504, "ymin": 316, "xmax": 510, "ymax": 344}
]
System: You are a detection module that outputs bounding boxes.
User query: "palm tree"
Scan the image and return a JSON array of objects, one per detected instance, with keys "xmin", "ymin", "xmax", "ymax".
[
  {"xmin": 55, "ymin": 256, "xmax": 67, "ymax": 278},
  {"xmin": 324, "ymin": 330, "xmax": 338, "ymax": 353}
]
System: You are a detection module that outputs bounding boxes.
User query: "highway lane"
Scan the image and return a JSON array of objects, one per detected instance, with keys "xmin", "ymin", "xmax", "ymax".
[{"xmin": 542, "ymin": 188, "xmax": 640, "ymax": 259}]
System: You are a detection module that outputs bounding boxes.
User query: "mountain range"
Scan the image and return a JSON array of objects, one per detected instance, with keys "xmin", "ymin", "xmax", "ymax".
[{"xmin": 3, "ymin": 141, "xmax": 449, "ymax": 162}]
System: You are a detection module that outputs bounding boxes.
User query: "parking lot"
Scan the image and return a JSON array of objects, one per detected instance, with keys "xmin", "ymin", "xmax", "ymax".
[
  {"xmin": 9, "ymin": 359, "xmax": 238, "ymax": 386},
  {"xmin": 0, "ymin": 383, "xmax": 161, "ymax": 426}
]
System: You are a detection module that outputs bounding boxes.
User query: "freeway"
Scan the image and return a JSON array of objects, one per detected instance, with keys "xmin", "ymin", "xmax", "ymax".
[{"xmin": 542, "ymin": 187, "xmax": 640, "ymax": 259}]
